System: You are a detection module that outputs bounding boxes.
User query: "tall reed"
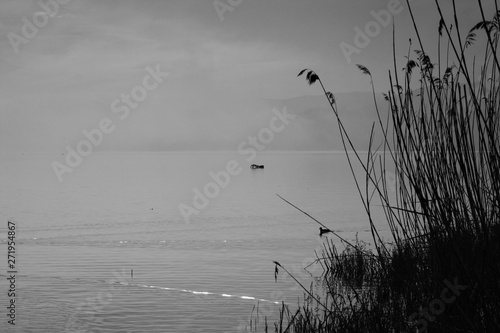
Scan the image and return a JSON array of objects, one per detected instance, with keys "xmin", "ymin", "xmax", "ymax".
[{"xmin": 261, "ymin": 1, "xmax": 500, "ymax": 332}]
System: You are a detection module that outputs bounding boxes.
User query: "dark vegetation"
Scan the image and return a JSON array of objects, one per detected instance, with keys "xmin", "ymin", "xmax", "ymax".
[{"xmin": 252, "ymin": 1, "xmax": 500, "ymax": 332}]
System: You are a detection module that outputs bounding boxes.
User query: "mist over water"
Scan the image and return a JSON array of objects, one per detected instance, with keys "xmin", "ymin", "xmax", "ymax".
[{"xmin": 0, "ymin": 151, "xmax": 389, "ymax": 332}]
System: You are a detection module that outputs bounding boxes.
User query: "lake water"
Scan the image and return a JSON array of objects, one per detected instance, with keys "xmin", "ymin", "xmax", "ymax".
[{"xmin": 0, "ymin": 151, "xmax": 390, "ymax": 332}]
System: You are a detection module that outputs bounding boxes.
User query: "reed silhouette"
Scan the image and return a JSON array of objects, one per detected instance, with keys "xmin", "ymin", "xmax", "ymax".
[{"xmin": 253, "ymin": 1, "xmax": 500, "ymax": 332}]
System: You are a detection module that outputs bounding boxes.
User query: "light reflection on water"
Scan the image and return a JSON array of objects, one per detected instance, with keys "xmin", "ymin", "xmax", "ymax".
[{"xmin": 0, "ymin": 152, "xmax": 390, "ymax": 332}]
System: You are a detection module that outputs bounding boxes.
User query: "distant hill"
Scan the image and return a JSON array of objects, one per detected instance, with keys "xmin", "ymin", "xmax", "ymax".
[
  {"xmin": 104, "ymin": 91, "xmax": 392, "ymax": 152},
  {"xmin": 262, "ymin": 92, "xmax": 390, "ymax": 151}
]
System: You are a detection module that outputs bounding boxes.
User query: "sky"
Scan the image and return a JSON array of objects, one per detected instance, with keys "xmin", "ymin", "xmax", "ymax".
[{"xmin": 0, "ymin": 0, "xmax": 496, "ymax": 152}]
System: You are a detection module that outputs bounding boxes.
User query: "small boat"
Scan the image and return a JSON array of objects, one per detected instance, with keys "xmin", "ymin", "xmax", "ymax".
[
  {"xmin": 251, "ymin": 164, "xmax": 264, "ymax": 169},
  {"xmin": 319, "ymin": 227, "xmax": 332, "ymax": 236}
]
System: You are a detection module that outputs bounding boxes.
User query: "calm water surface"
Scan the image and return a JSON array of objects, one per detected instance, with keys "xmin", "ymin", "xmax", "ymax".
[{"xmin": 0, "ymin": 151, "xmax": 390, "ymax": 332}]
